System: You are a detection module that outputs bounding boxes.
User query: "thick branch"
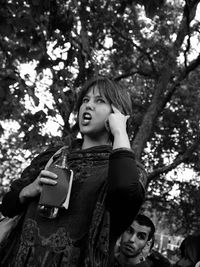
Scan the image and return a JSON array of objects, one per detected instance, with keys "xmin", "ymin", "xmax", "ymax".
[
  {"xmin": 132, "ymin": 66, "xmax": 172, "ymax": 158},
  {"xmin": 148, "ymin": 135, "xmax": 200, "ymax": 182},
  {"xmin": 114, "ymin": 68, "xmax": 157, "ymax": 81},
  {"xmin": 178, "ymin": 53, "xmax": 200, "ymax": 79},
  {"xmin": 111, "ymin": 25, "xmax": 157, "ymax": 74},
  {"xmin": 132, "ymin": 53, "xmax": 200, "ymax": 159},
  {"xmin": 156, "ymin": 53, "xmax": 200, "ymax": 112},
  {"xmin": 173, "ymin": 0, "xmax": 199, "ymax": 52}
]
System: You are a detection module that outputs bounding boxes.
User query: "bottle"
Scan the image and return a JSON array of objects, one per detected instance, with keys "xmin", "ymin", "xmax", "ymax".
[{"xmin": 38, "ymin": 149, "xmax": 73, "ymax": 219}]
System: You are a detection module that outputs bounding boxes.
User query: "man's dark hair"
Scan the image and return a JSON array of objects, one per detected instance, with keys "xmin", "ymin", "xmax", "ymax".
[{"xmin": 134, "ymin": 214, "xmax": 155, "ymax": 241}]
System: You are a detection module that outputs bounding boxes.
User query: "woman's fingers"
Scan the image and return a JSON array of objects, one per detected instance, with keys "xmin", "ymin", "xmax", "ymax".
[
  {"xmin": 19, "ymin": 169, "xmax": 58, "ymax": 203},
  {"xmin": 111, "ymin": 104, "xmax": 121, "ymax": 113},
  {"xmin": 40, "ymin": 170, "xmax": 58, "ymax": 179},
  {"xmin": 111, "ymin": 104, "xmax": 130, "ymax": 120},
  {"xmin": 125, "ymin": 115, "xmax": 130, "ymax": 120},
  {"xmin": 39, "ymin": 177, "xmax": 57, "ymax": 185},
  {"xmin": 38, "ymin": 170, "xmax": 58, "ymax": 185}
]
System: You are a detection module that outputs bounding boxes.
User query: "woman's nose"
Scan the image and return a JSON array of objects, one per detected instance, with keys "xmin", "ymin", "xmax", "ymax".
[{"xmin": 85, "ymin": 100, "xmax": 95, "ymax": 110}]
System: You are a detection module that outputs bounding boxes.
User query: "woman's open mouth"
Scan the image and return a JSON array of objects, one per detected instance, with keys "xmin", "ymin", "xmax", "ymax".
[{"xmin": 82, "ymin": 112, "xmax": 92, "ymax": 125}]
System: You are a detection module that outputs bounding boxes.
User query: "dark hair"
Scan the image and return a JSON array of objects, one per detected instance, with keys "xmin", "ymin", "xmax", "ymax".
[
  {"xmin": 77, "ymin": 76, "xmax": 132, "ymax": 115},
  {"xmin": 179, "ymin": 235, "xmax": 200, "ymax": 264},
  {"xmin": 149, "ymin": 235, "xmax": 155, "ymax": 250},
  {"xmin": 134, "ymin": 214, "xmax": 155, "ymax": 241},
  {"xmin": 76, "ymin": 76, "xmax": 132, "ymax": 138},
  {"xmin": 148, "ymin": 250, "xmax": 171, "ymax": 267}
]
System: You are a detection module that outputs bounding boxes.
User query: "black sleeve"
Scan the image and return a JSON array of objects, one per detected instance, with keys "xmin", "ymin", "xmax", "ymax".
[
  {"xmin": 106, "ymin": 148, "xmax": 146, "ymax": 237},
  {"xmin": 1, "ymin": 191, "xmax": 26, "ymax": 217},
  {"xmin": 1, "ymin": 146, "xmax": 61, "ymax": 218}
]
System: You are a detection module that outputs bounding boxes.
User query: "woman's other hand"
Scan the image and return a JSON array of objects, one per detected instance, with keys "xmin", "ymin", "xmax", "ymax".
[
  {"xmin": 19, "ymin": 170, "xmax": 58, "ymax": 204},
  {"xmin": 107, "ymin": 105, "xmax": 131, "ymax": 149}
]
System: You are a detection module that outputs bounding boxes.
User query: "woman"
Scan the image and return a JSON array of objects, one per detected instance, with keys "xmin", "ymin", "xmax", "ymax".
[{"xmin": 1, "ymin": 76, "xmax": 146, "ymax": 266}]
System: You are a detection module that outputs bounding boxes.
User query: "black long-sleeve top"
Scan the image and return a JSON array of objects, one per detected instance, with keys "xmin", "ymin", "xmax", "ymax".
[{"xmin": 1, "ymin": 143, "xmax": 146, "ymax": 267}]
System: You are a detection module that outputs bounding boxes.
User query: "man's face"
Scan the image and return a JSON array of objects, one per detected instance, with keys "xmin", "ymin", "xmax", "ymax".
[{"xmin": 120, "ymin": 221, "xmax": 151, "ymax": 258}]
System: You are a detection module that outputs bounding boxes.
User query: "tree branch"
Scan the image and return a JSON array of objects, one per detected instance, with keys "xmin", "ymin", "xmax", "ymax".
[
  {"xmin": 111, "ymin": 25, "xmax": 157, "ymax": 74},
  {"xmin": 148, "ymin": 135, "xmax": 200, "ymax": 182},
  {"xmin": 114, "ymin": 67, "xmax": 157, "ymax": 81},
  {"xmin": 173, "ymin": 0, "xmax": 199, "ymax": 52},
  {"xmin": 132, "ymin": 51, "xmax": 200, "ymax": 159},
  {"xmin": 132, "ymin": 66, "xmax": 173, "ymax": 158},
  {"xmin": 156, "ymin": 53, "xmax": 200, "ymax": 112}
]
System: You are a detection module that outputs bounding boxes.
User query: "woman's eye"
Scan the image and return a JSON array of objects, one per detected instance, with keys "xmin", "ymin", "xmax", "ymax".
[
  {"xmin": 97, "ymin": 98, "xmax": 105, "ymax": 103},
  {"xmin": 82, "ymin": 97, "xmax": 89, "ymax": 103}
]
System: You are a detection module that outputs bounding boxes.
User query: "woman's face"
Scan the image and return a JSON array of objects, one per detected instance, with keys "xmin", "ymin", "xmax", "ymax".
[{"xmin": 78, "ymin": 86, "xmax": 112, "ymax": 141}]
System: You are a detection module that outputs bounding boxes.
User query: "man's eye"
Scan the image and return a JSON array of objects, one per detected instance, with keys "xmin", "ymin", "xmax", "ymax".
[
  {"xmin": 126, "ymin": 227, "xmax": 133, "ymax": 234},
  {"xmin": 137, "ymin": 234, "xmax": 146, "ymax": 240}
]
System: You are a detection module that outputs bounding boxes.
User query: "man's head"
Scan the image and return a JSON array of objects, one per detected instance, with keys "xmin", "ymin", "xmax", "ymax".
[{"xmin": 120, "ymin": 214, "xmax": 155, "ymax": 259}]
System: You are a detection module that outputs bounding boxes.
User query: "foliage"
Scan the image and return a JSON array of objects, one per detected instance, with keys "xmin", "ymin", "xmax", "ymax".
[
  {"xmin": 143, "ymin": 174, "xmax": 200, "ymax": 235},
  {"xmin": 169, "ymin": 180, "xmax": 200, "ymax": 235},
  {"xmin": 0, "ymin": 0, "xmax": 200, "ymax": 233}
]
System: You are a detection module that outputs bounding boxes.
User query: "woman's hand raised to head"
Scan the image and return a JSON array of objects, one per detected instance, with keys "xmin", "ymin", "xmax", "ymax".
[
  {"xmin": 107, "ymin": 105, "xmax": 131, "ymax": 149},
  {"xmin": 107, "ymin": 105, "xmax": 130, "ymax": 136},
  {"xmin": 19, "ymin": 170, "xmax": 58, "ymax": 204}
]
